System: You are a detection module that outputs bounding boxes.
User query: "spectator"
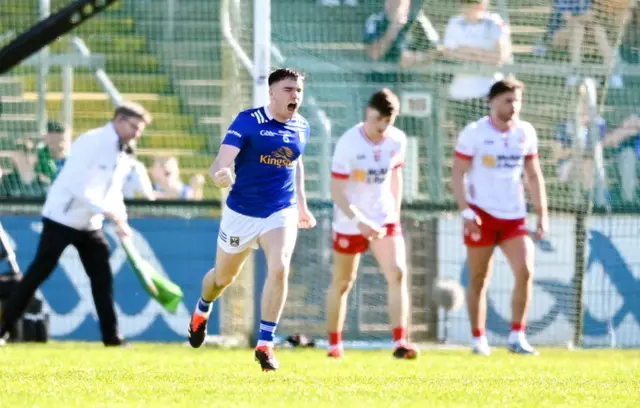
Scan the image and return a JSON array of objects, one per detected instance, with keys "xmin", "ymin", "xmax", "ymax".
[
  {"xmin": 534, "ymin": 0, "xmax": 625, "ymax": 88},
  {"xmin": 441, "ymin": 0, "xmax": 512, "ymax": 134},
  {"xmin": 0, "ymin": 139, "xmax": 48, "ymax": 198},
  {"xmin": 555, "ymin": 105, "xmax": 640, "ymax": 204},
  {"xmin": 34, "ymin": 120, "xmax": 71, "ymax": 186},
  {"xmin": 601, "ymin": 114, "xmax": 640, "ymax": 203},
  {"xmin": 619, "ymin": 3, "xmax": 639, "ymax": 64},
  {"xmin": 122, "ymin": 158, "xmax": 155, "ymax": 201},
  {"xmin": 150, "ymin": 155, "xmax": 204, "ymax": 201},
  {"xmin": 363, "ymin": 0, "xmax": 440, "ymax": 72},
  {"xmin": 552, "ymin": 103, "xmax": 608, "ymax": 205}
]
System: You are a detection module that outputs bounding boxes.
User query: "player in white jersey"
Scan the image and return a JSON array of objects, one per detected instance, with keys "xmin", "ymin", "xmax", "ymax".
[
  {"xmin": 451, "ymin": 78, "xmax": 549, "ymax": 356},
  {"xmin": 325, "ymin": 89, "xmax": 418, "ymax": 359}
]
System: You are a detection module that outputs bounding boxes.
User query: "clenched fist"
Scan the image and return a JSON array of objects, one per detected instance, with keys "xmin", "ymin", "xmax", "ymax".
[{"xmin": 213, "ymin": 168, "xmax": 234, "ymax": 188}]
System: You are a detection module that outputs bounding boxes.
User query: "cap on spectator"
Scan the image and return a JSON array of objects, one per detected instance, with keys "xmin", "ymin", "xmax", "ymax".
[{"xmin": 46, "ymin": 120, "xmax": 66, "ymax": 133}]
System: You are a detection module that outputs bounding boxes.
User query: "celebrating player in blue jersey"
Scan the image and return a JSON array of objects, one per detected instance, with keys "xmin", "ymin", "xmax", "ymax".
[{"xmin": 188, "ymin": 68, "xmax": 316, "ymax": 371}]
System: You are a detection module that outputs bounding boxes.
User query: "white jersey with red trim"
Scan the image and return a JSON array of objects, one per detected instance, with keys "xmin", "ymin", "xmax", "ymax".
[
  {"xmin": 331, "ymin": 123, "xmax": 407, "ymax": 234},
  {"xmin": 454, "ymin": 116, "xmax": 538, "ymax": 220}
]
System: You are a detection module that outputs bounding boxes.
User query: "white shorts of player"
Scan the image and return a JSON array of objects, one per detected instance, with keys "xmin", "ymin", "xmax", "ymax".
[{"xmin": 217, "ymin": 205, "xmax": 298, "ymax": 254}]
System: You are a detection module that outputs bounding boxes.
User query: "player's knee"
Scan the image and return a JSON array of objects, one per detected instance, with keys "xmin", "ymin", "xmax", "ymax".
[
  {"xmin": 267, "ymin": 259, "xmax": 290, "ymax": 282},
  {"xmin": 384, "ymin": 264, "xmax": 407, "ymax": 286},
  {"xmin": 514, "ymin": 264, "xmax": 534, "ymax": 285},
  {"xmin": 213, "ymin": 269, "xmax": 238, "ymax": 287},
  {"xmin": 468, "ymin": 274, "xmax": 490, "ymax": 294},
  {"xmin": 332, "ymin": 275, "xmax": 356, "ymax": 295}
]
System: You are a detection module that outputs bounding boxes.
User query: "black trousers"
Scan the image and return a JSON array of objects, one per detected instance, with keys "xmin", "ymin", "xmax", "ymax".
[{"xmin": 0, "ymin": 217, "xmax": 119, "ymax": 344}]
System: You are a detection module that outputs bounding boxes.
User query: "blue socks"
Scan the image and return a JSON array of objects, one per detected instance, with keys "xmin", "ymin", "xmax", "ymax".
[
  {"xmin": 257, "ymin": 320, "xmax": 277, "ymax": 347},
  {"xmin": 196, "ymin": 297, "xmax": 212, "ymax": 315}
]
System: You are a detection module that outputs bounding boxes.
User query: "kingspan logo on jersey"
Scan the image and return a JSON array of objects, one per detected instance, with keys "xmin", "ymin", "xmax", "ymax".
[
  {"xmin": 260, "ymin": 146, "xmax": 296, "ymax": 168},
  {"xmin": 2, "ymin": 216, "xmax": 221, "ymax": 341}
]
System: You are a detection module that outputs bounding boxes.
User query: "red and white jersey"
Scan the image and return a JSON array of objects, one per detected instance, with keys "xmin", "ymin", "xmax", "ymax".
[
  {"xmin": 454, "ymin": 116, "xmax": 538, "ymax": 220},
  {"xmin": 331, "ymin": 123, "xmax": 407, "ymax": 234}
]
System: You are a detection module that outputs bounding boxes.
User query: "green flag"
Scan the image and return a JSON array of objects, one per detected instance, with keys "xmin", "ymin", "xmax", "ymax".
[{"xmin": 119, "ymin": 236, "xmax": 183, "ymax": 314}]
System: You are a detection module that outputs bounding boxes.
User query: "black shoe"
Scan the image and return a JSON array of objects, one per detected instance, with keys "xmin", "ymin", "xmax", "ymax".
[
  {"xmin": 255, "ymin": 345, "xmax": 279, "ymax": 372},
  {"xmin": 0, "ymin": 328, "xmax": 7, "ymax": 347},
  {"xmin": 392, "ymin": 343, "xmax": 419, "ymax": 360},
  {"xmin": 188, "ymin": 312, "xmax": 208, "ymax": 348},
  {"xmin": 104, "ymin": 336, "xmax": 129, "ymax": 347}
]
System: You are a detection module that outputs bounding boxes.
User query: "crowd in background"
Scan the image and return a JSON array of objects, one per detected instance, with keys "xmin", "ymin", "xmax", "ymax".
[
  {"xmin": 2, "ymin": 0, "xmax": 640, "ymax": 206},
  {"xmin": 0, "ymin": 120, "xmax": 205, "ymax": 201},
  {"xmin": 327, "ymin": 0, "xmax": 640, "ymax": 206}
]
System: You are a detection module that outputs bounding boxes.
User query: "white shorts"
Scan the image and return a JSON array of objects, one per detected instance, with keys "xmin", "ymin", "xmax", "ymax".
[{"xmin": 217, "ymin": 205, "xmax": 299, "ymax": 254}]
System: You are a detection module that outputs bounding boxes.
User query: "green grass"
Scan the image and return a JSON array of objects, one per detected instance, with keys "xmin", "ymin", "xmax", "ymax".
[{"xmin": 1, "ymin": 343, "xmax": 639, "ymax": 407}]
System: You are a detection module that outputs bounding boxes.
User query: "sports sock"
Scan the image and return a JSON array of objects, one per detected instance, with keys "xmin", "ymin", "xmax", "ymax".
[
  {"xmin": 393, "ymin": 327, "xmax": 407, "ymax": 348},
  {"xmin": 329, "ymin": 331, "xmax": 342, "ymax": 351},
  {"xmin": 257, "ymin": 320, "xmax": 277, "ymax": 347},
  {"xmin": 509, "ymin": 323, "xmax": 525, "ymax": 344},
  {"xmin": 472, "ymin": 328, "xmax": 487, "ymax": 348},
  {"xmin": 195, "ymin": 297, "xmax": 212, "ymax": 317}
]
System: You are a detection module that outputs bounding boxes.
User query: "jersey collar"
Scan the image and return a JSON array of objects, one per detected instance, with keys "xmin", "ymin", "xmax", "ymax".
[{"xmin": 263, "ymin": 105, "xmax": 274, "ymax": 121}]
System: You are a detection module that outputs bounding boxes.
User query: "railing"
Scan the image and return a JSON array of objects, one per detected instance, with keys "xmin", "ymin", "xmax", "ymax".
[{"xmin": 69, "ymin": 37, "xmax": 123, "ymax": 106}]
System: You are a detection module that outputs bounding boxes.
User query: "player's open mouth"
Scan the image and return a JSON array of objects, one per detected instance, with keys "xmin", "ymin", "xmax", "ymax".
[{"xmin": 287, "ymin": 103, "xmax": 297, "ymax": 111}]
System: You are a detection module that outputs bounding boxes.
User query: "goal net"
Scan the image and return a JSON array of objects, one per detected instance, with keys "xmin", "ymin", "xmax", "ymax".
[
  {"xmin": 264, "ymin": 0, "xmax": 639, "ymax": 348},
  {"xmin": 0, "ymin": 0, "xmax": 638, "ymax": 348}
]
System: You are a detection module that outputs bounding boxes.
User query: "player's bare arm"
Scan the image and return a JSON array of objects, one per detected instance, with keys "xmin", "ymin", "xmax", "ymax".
[
  {"xmin": 365, "ymin": 8, "xmax": 407, "ymax": 61},
  {"xmin": 331, "ymin": 177, "xmax": 384, "ymax": 240},
  {"xmin": 391, "ymin": 165, "xmax": 403, "ymax": 216},
  {"xmin": 442, "ymin": 39, "xmax": 509, "ymax": 66},
  {"xmin": 523, "ymin": 155, "xmax": 549, "ymax": 240},
  {"xmin": 209, "ymin": 144, "xmax": 240, "ymax": 188},
  {"xmin": 451, "ymin": 156, "xmax": 482, "ymax": 237},
  {"xmin": 295, "ymin": 157, "xmax": 316, "ymax": 229}
]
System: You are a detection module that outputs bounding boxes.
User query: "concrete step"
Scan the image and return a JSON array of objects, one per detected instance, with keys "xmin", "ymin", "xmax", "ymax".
[
  {"xmin": 151, "ymin": 41, "xmax": 224, "ymax": 62},
  {"xmin": 44, "ymin": 96, "xmax": 181, "ymax": 115},
  {"xmin": 133, "ymin": 1, "xmax": 220, "ymax": 22},
  {"xmin": 0, "ymin": 114, "xmax": 37, "ymax": 132},
  {"xmin": 48, "ymin": 34, "xmax": 147, "ymax": 55},
  {"xmin": 184, "ymin": 99, "xmax": 225, "ymax": 118},
  {"xmin": 16, "ymin": 73, "xmax": 171, "ymax": 94},
  {"xmin": 169, "ymin": 60, "xmax": 225, "ymax": 80},
  {"xmin": 0, "ymin": 97, "xmax": 35, "ymax": 115},
  {"xmin": 135, "ymin": 21, "xmax": 224, "ymax": 42},
  {"xmin": 0, "ymin": 78, "xmax": 24, "ymax": 97},
  {"xmin": 197, "ymin": 115, "xmax": 227, "ymax": 138},
  {"xmin": 175, "ymin": 79, "xmax": 227, "ymax": 99}
]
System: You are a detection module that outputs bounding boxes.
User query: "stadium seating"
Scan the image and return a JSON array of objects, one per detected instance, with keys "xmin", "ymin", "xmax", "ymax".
[
  {"xmin": 0, "ymin": 0, "xmax": 220, "ymax": 199},
  {"xmin": 0, "ymin": 0, "xmax": 636, "ymax": 204}
]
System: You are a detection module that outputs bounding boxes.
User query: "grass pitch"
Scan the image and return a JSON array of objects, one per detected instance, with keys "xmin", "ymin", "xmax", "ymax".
[{"xmin": 0, "ymin": 342, "xmax": 639, "ymax": 407}]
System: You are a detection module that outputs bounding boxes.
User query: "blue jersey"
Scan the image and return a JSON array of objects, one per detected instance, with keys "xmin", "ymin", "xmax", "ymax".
[{"xmin": 222, "ymin": 106, "xmax": 310, "ymax": 218}]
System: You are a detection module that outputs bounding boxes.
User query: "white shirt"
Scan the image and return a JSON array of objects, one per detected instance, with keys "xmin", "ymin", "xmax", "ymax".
[
  {"xmin": 122, "ymin": 159, "xmax": 154, "ymax": 200},
  {"xmin": 443, "ymin": 13, "xmax": 511, "ymax": 100},
  {"xmin": 454, "ymin": 116, "xmax": 538, "ymax": 219},
  {"xmin": 331, "ymin": 123, "xmax": 407, "ymax": 234},
  {"xmin": 42, "ymin": 123, "xmax": 131, "ymax": 231}
]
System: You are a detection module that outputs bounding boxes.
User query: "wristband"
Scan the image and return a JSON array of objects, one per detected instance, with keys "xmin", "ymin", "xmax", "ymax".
[{"xmin": 461, "ymin": 208, "xmax": 478, "ymax": 221}]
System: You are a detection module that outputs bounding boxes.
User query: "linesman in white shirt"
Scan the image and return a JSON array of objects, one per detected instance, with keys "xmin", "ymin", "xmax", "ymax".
[{"xmin": 0, "ymin": 102, "xmax": 152, "ymax": 347}]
